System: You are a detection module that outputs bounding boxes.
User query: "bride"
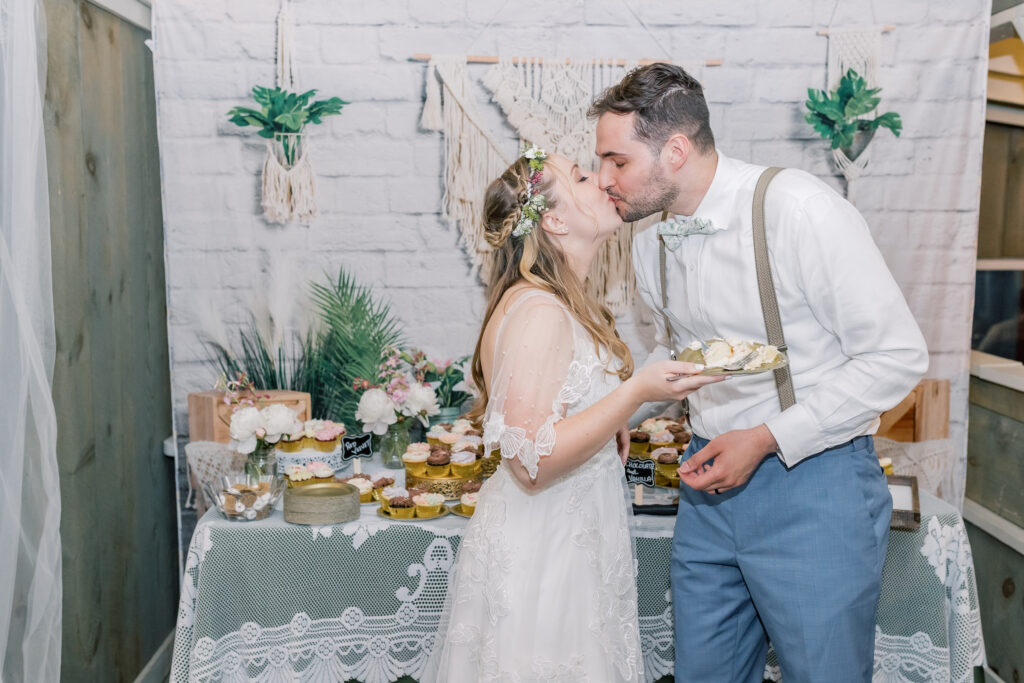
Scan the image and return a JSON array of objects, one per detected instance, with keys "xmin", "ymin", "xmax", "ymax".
[{"xmin": 423, "ymin": 147, "xmax": 721, "ymax": 682}]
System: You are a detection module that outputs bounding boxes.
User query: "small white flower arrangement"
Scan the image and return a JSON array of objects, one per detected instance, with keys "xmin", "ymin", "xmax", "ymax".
[{"xmin": 229, "ymin": 404, "xmax": 303, "ymax": 455}]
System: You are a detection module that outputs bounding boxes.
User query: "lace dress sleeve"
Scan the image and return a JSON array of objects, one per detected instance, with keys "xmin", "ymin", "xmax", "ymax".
[{"xmin": 482, "ymin": 296, "xmax": 580, "ymax": 480}]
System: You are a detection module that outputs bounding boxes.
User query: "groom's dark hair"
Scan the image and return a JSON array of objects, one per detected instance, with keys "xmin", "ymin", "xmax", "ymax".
[{"xmin": 588, "ymin": 63, "xmax": 715, "ymax": 155}]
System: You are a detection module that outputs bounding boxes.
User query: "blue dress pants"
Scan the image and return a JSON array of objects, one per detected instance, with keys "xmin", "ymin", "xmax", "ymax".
[{"xmin": 672, "ymin": 435, "xmax": 891, "ymax": 683}]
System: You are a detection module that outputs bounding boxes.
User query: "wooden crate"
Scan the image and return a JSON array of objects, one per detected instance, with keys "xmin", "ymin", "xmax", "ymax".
[
  {"xmin": 187, "ymin": 390, "xmax": 312, "ymax": 443},
  {"xmin": 876, "ymin": 379, "xmax": 950, "ymax": 442}
]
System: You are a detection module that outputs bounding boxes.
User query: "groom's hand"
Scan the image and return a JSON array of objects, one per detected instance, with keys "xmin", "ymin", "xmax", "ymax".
[{"xmin": 678, "ymin": 424, "xmax": 778, "ymax": 493}]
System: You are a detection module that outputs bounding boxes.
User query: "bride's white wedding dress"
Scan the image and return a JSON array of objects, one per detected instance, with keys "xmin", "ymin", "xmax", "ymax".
[{"xmin": 423, "ymin": 290, "xmax": 643, "ymax": 682}]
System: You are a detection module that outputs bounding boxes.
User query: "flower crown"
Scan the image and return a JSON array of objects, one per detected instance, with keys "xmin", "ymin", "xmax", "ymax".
[{"xmin": 512, "ymin": 145, "xmax": 548, "ymax": 238}]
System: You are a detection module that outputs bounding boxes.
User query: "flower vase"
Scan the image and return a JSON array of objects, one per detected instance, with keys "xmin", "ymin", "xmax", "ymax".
[
  {"xmin": 430, "ymin": 405, "xmax": 462, "ymax": 428},
  {"xmin": 245, "ymin": 442, "xmax": 278, "ymax": 485},
  {"xmin": 379, "ymin": 420, "xmax": 412, "ymax": 469}
]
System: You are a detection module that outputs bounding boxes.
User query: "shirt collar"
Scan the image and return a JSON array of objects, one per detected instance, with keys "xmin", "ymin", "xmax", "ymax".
[{"xmin": 672, "ymin": 149, "xmax": 737, "ymax": 233}]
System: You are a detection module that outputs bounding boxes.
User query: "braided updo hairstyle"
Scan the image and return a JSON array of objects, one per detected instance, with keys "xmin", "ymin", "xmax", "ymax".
[{"xmin": 465, "ymin": 155, "xmax": 634, "ymax": 425}]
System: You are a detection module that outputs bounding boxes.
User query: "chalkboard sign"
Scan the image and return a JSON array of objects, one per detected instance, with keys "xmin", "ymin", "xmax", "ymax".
[
  {"xmin": 341, "ymin": 433, "xmax": 374, "ymax": 461},
  {"xmin": 624, "ymin": 457, "xmax": 656, "ymax": 488}
]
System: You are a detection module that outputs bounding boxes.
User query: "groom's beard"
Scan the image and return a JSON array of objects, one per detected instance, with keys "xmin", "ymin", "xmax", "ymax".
[{"xmin": 611, "ymin": 164, "xmax": 680, "ymax": 223}]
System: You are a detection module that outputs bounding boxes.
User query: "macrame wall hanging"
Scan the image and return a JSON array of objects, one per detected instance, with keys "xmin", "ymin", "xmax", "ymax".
[
  {"xmin": 261, "ymin": 0, "xmax": 319, "ymax": 224},
  {"xmin": 419, "ymin": 55, "xmax": 709, "ymax": 312}
]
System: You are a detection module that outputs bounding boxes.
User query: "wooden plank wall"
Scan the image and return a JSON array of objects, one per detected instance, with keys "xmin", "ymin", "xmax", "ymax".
[
  {"xmin": 965, "ymin": 376, "xmax": 1024, "ymax": 677},
  {"xmin": 979, "ymin": 121, "xmax": 1024, "ymax": 258},
  {"xmin": 42, "ymin": 1, "xmax": 177, "ymax": 680}
]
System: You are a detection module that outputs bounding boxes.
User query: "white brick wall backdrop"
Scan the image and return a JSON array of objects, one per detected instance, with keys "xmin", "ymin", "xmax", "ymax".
[{"xmin": 153, "ymin": 0, "xmax": 990, "ymax": 492}]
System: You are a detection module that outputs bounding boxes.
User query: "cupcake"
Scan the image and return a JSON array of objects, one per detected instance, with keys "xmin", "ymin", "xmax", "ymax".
[
  {"xmin": 667, "ymin": 424, "xmax": 691, "ymax": 449},
  {"xmin": 287, "ymin": 468, "xmax": 314, "ymax": 488},
  {"xmin": 407, "ymin": 486, "xmax": 428, "ymax": 500},
  {"xmin": 309, "ymin": 462, "xmax": 335, "ymax": 483},
  {"xmin": 629, "ymin": 430, "xmax": 651, "ymax": 456},
  {"xmin": 314, "ymin": 421, "xmax": 346, "ymax": 452},
  {"xmin": 371, "ymin": 475, "xmax": 395, "ymax": 501},
  {"xmin": 437, "ymin": 431, "xmax": 461, "ymax": 447},
  {"xmin": 878, "ymin": 457, "xmax": 894, "ymax": 475},
  {"xmin": 451, "ymin": 418, "xmax": 474, "ymax": 435},
  {"xmin": 652, "ymin": 447, "xmax": 680, "ymax": 479},
  {"xmin": 380, "ymin": 486, "xmax": 409, "ymax": 511},
  {"xmin": 407, "ymin": 442, "xmax": 431, "ymax": 454},
  {"xmin": 426, "ymin": 424, "xmax": 449, "ymax": 446},
  {"xmin": 349, "ymin": 477, "xmax": 374, "ymax": 503},
  {"xmin": 426, "ymin": 450, "xmax": 451, "ymax": 477},
  {"xmin": 451, "ymin": 450, "xmax": 479, "ymax": 478},
  {"xmin": 461, "ymin": 480, "xmax": 482, "ymax": 495},
  {"xmin": 413, "ymin": 492, "xmax": 445, "ymax": 517},
  {"xmin": 453, "ymin": 439, "xmax": 483, "ymax": 457},
  {"xmin": 650, "ymin": 430, "xmax": 674, "ymax": 450},
  {"xmin": 403, "ymin": 449, "xmax": 429, "ymax": 477},
  {"xmin": 388, "ymin": 495, "xmax": 415, "ymax": 519},
  {"xmin": 463, "ymin": 427, "xmax": 483, "ymax": 438},
  {"xmin": 277, "ymin": 432, "xmax": 305, "ymax": 452},
  {"xmin": 283, "ymin": 463, "xmax": 307, "ymax": 478},
  {"xmin": 460, "ymin": 492, "xmax": 479, "ymax": 514},
  {"xmin": 640, "ymin": 417, "xmax": 674, "ymax": 435}
]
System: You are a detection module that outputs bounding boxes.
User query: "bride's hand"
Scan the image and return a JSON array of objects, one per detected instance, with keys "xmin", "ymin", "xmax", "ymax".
[{"xmin": 626, "ymin": 360, "xmax": 726, "ymax": 404}]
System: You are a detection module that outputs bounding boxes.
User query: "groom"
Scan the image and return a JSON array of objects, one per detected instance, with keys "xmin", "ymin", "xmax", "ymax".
[{"xmin": 591, "ymin": 64, "xmax": 928, "ymax": 682}]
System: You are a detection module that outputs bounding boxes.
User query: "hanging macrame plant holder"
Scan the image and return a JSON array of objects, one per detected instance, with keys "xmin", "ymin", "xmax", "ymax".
[
  {"xmin": 259, "ymin": 1, "xmax": 319, "ymax": 225},
  {"xmin": 824, "ymin": 26, "xmax": 883, "ymax": 186}
]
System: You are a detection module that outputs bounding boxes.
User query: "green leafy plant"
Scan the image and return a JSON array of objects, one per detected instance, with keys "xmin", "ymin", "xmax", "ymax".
[
  {"xmin": 804, "ymin": 69, "xmax": 902, "ymax": 153},
  {"xmin": 205, "ymin": 267, "xmax": 404, "ymax": 429},
  {"xmin": 402, "ymin": 349, "xmax": 472, "ymax": 409},
  {"xmin": 227, "ymin": 86, "xmax": 347, "ymax": 165}
]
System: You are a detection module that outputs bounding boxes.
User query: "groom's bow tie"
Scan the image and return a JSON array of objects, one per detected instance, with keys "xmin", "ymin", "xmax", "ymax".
[{"xmin": 655, "ymin": 215, "xmax": 718, "ymax": 251}]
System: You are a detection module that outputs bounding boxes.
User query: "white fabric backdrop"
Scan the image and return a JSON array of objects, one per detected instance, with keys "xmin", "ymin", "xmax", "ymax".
[{"xmin": 0, "ymin": 0, "xmax": 62, "ymax": 680}]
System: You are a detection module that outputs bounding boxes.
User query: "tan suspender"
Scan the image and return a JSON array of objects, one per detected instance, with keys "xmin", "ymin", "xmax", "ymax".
[{"xmin": 657, "ymin": 168, "xmax": 796, "ymax": 411}]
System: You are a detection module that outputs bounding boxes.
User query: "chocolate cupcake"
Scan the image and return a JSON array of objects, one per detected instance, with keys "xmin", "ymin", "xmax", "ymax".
[
  {"xmin": 388, "ymin": 495, "xmax": 415, "ymax": 518},
  {"xmin": 407, "ymin": 486, "xmax": 427, "ymax": 499},
  {"xmin": 426, "ymin": 451, "xmax": 451, "ymax": 477},
  {"xmin": 461, "ymin": 480, "xmax": 482, "ymax": 494},
  {"xmin": 667, "ymin": 424, "xmax": 690, "ymax": 445},
  {"xmin": 652, "ymin": 447, "xmax": 680, "ymax": 478},
  {"xmin": 372, "ymin": 476, "xmax": 395, "ymax": 489},
  {"xmin": 430, "ymin": 443, "xmax": 451, "ymax": 456},
  {"xmin": 629, "ymin": 429, "xmax": 651, "ymax": 456}
]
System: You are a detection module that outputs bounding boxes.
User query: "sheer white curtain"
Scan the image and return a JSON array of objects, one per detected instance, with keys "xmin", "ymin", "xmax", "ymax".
[{"xmin": 0, "ymin": 0, "xmax": 62, "ymax": 680}]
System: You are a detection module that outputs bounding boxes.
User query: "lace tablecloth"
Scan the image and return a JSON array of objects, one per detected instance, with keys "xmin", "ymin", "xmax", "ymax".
[{"xmin": 172, "ymin": 487, "xmax": 984, "ymax": 682}]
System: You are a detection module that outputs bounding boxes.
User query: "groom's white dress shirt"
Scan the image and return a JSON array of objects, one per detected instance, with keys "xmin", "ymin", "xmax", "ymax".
[{"xmin": 632, "ymin": 151, "xmax": 929, "ymax": 466}]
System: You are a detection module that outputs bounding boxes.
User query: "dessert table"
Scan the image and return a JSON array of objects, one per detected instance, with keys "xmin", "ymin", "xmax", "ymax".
[{"xmin": 172, "ymin": 472, "xmax": 984, "ymax": 683}]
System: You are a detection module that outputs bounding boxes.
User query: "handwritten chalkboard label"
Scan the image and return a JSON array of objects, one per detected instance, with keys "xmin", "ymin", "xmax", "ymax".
[
  {"xmin": 341, "ymin": 433, "xmax": 374, "ymax": 461},
  {"xmin": 624, "ymin": 457, "xmax": 656, "ymax": 488}
]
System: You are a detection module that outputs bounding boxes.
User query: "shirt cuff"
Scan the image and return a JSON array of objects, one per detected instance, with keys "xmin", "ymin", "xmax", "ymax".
[{"xmin": 764, "ymin": 404, "xmax": 825, "ymax": 467}]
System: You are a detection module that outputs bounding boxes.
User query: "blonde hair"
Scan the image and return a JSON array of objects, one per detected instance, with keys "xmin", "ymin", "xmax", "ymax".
[{"xmin": 466, "ymin": 156, "xmax": 634, "ymax": 424}]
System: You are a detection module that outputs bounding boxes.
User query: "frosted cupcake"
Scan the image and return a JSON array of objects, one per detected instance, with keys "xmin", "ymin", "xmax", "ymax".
[
  {"xmin": 629, "ymin": 430, "xmax": 651, "ymax": 456},
  {"xmin": 277, "ymin": 431, "xmax": 306, "ymax": 453},
  {"xmin": 413, "ymin": 492, "xmax": 445, "ymax": 517},
  {"xmin": 426, "ymin": 451, "xmax": 451, "ymax": 477},
  {"xmin": 640, "ymin": 417, "xmax": 674, "ymax": 435},
  {"xmin": 460, "ymin": 492, "xmax": 479, "ymax": 514},
  {"xmin": 287, "ymin": 468, "xmax": 314, "ymax": 488},
  {"xmin": 667, "ymin": 423, "xmax": 691, "ymax": 450},
  {"xmin": 652, "ymin": 447, "xmax": 680, "ymax": 479},
  {"xmin": 309, "ymin": 462, "xmax": 335, "ymax": 483},
  {"xmin": 451, "ymin": 450, "xmax": 478, "ymax": 478},
  {"xmin": 403, "ymin": 449, "xmax": 429, "ymax": 477},
  {"xmin": 380, "ymin": 486, "xmax": 409, "ymax": 512},
  {"xmin": 388, "ymin": 495, "xmax": 415, "ymax": 519},
  {"xmin": 649, "ymin": 430, "xmax": 674, "ymax": 451},
  {"xmin": 437, "ymin": 431, "xmax": 461, "ymax": 448},
  {"xmin": 426, "ymin": 424, "xmax": 449, "ymax": 446},
  {"xmin": 371, "ymin": 475, "xmax": 395, "ymax": 502},
  {"xmin": 349, "ymin": 477, "xmax": 374, "ymax": 503},
  {"xmin": 451, "ymin": 418, "xmax": 474, "ymax": 435},
  {"xmin": 314, "ymin": 421, "xmax": 346, "ymax": 452}
]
